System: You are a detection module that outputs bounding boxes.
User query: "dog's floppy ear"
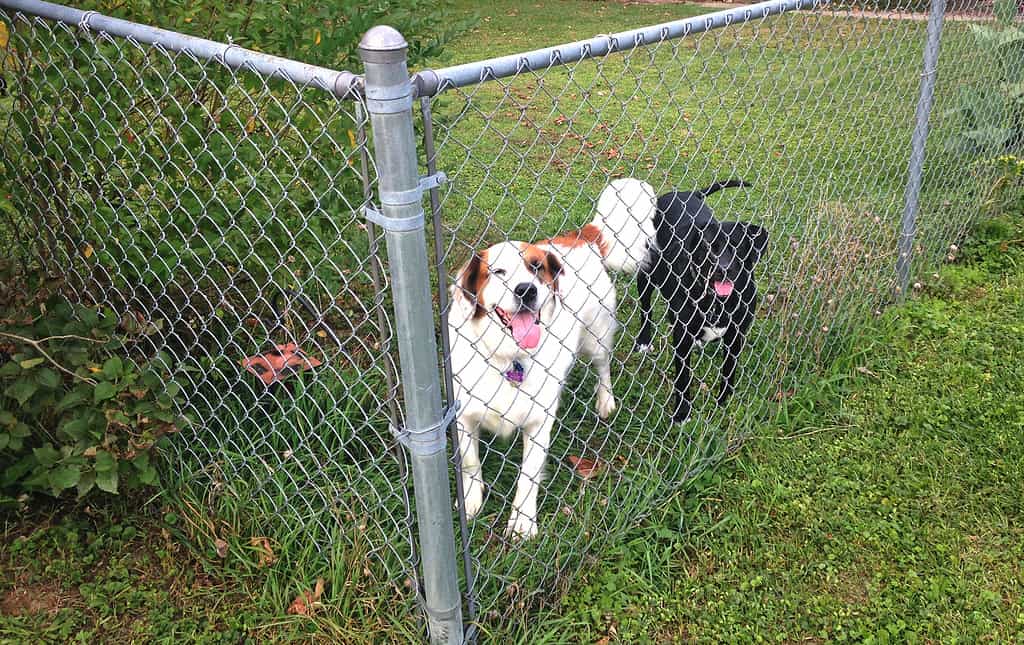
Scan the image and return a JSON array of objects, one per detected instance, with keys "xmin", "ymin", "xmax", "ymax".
[
  {"xmin": 732, "ymin": 223, "xmax": 768, "ymax": 268},
  {"xmin": 455, "ymin": 251, "xmax": 489, "ymax": 319},
  {"xmin": 545, "ymin": 251, "xmax": 563, "ymax": 294}
]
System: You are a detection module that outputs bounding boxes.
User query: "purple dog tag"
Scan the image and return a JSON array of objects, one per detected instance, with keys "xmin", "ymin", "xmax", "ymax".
[{"xmin": 505, "ymin": 360, "xmax": 525, "ymax": 384}]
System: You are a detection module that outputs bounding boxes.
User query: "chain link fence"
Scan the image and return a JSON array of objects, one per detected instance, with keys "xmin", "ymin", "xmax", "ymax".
[
  {"xmin": 0, "ymin": 0, "xmax": 424, "ymax": 630},
  {"xmin": 0, "ymin": 0, "xmax": 1012, "ymax": 641}
]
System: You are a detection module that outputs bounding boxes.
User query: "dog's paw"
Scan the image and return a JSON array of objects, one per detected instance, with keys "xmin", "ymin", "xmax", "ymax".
[
  {"xmin": 635, "ymin": 342, "xmax": 653, "ymax": 354},
  {"xmin": 597, "ymin": 391, "xmax": 617, "ymax": 419},
  {"xmin": 671, "ymin": 401, "xmax": 692, "ymax": 425},
  {"xmin": 461, "ymin": 480, "xmax": 484, "ymax": 520},
  {"xmin": 503, "ymin": 512, "xmax": 538, "ymax": 541}
]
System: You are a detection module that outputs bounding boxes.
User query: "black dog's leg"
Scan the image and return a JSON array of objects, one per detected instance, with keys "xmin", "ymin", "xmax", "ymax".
[
  {"xmin": 670, "ymin": 317, "xmax": 696, "ymax": 423},
  {"xmin": 718, "ymin": 312, "xmax": 753, "ymax": 406},
  {"xmin": 635, "ymin": 269, "xmax": 656, "ymax": 352}
]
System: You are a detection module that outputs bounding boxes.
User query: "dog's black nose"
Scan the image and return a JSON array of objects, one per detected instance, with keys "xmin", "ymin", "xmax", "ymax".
[{"xmin": 514, "ymin": 283, "xmax": 537, "ymax": 304}]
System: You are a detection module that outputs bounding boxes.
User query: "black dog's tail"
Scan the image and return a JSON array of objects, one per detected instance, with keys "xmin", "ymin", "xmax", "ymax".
[{"xmin": 697, "ymin": 179, "xmax": 751, "ymax": 199}]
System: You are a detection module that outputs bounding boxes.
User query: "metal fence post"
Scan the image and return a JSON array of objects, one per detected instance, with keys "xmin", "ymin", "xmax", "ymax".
[
  {"xmin": 359, "ymin": 26, "xmax": 464, "ymax": 644},
  {"xmin": 896, "ymin": 0, "xmax": 947, "ymax": 300}
]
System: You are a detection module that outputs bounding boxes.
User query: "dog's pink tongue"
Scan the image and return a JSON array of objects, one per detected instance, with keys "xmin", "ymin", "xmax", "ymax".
[
  {"xmin": 510, "ymin": 312, "xmax": 541, "ymax": 349},
  {"xmin": 714, "ymin": 280, "xmax": 734, "ymax": 298}
]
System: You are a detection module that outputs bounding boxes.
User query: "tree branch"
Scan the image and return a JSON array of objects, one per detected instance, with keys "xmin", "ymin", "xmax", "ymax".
[{"xmin": 0, "ymin": 331, "xmax": 99, "ymax": 385}]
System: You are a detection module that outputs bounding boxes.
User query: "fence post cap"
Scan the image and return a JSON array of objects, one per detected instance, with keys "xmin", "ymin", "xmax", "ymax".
[{"xmin": 359, "ymin": 26, "xmax": 407, "ymax": 53}]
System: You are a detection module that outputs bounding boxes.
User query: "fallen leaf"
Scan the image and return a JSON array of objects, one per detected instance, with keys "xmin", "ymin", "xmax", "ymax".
[
  {"xmin": 856, "ymin": 366, "xmax": 878, "ymax": 378},
  {"xmin": 214, "ymin": 538, "xmax": 229, "ymax": 558},
  {"xmin": 347, "ymin": 129, "xmax": 357, "ymax": 148},
  {"xmin": 245, "ymin": 115, "xmax": 257, "ymax": 134},
  {"xmin": 605, "ymin": 148, "xmax": 620, "ymax": 160},
  {"xmin": 287, "ymin": 577, "xmax": 325, "ymax": 615},
  {"xmin": 249, "ymin": 536, "xmax": 276, "ymax": 567},
  {"xmin": 0, "ymin": 21, "xmax": 7, "ymax": 49},
  {"xmin": 771, "ymin": 389, "xmax": 795, "ymax": 402},
  {"xmin": 568, "ymin": 455, "xmax": 601, "ymax": 480},
  {"xmin": 83, "ymin": 244, "xmax": 94, "ymax": 259},
  {"xmin": 314, "ymin": 30, "xmax": 322, "ymax": 46}
]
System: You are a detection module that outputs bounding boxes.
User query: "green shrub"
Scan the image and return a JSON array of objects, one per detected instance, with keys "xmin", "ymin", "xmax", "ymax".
[
  {"xmin": 0, "ymin": 1, "xmax": 472, "ymax": 350},
  {"xmin": 943, "ymin": 0, "xmax": 1024, "ymax": 154},
  {"xmin": 0, "ymin": 292, "xmax": 185, "ymax": 504}
]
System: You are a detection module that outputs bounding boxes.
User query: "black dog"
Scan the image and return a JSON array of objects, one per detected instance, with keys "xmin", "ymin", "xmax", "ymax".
[{"xmin": 636, "ymin": 179, "xmax": 768, "ymax": 423}]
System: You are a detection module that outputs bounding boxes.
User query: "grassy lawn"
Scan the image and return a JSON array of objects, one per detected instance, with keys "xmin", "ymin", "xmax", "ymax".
[
  {"xmin": 3, "ymin": 196, "xmax": 1021, "ymax": 643},
  {"xmin": 524, "ymin": 211, "xmax": 1024, "ymax": 642}
]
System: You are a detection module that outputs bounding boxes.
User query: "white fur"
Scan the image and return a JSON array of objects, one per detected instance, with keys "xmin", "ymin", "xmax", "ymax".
[
  {"xmin": 698, "ymin": 325, "xmax": 728, "ymax": 345},
  {"xmin": 594, "ymin": 178, "xmax": 658, "ymax": 273},
  {"xmin": 449, "ymin": 179, "xmax": 656, "ymax": 540}
]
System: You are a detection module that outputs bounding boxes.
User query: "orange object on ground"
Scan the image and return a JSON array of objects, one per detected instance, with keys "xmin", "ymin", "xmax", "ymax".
[{"xmin": 241, "ymin": 342, "xmax": 322, "ymax": 386}]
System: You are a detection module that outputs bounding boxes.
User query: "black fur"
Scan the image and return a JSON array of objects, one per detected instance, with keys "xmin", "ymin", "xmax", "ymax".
[{"xmin": 636, "ymin": 179, "xmax": 768, "ymax": 423}]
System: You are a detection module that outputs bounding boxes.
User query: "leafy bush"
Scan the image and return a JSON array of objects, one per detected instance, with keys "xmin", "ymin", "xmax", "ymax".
[
  {"xmin": 88, "ymin": 0, "xmax": 470, "ymax": 71},
  {"xmin": 0, "ymin": 1, "xmax": 471, "ymax": 352},
  {"xmin": 0, "ymin": 292, "xmax": 184, "ymax": 503},
  {"xmin": 944, "ymin": 0, "xmax": 1024, "ymax": 154}
]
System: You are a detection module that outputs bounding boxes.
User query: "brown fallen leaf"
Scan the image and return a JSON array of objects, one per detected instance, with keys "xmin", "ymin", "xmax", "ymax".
[
  {"xmin": 568, "ymin": 455, "xmax": 601, "ymax": 480},
  {"xmin": 287, "ymin": 578, "xmax": 325, "ymax": 615},
  {"xmin": 771, "ymin": 389, "xmax": 796, "ymax": 402},
  {"xmin": 249, "ymin": 536, "xmax": 276, "ymax": 567},
  {"xmin": 214, "ymin": 538, "xmax": 229, "ymax": 558}
]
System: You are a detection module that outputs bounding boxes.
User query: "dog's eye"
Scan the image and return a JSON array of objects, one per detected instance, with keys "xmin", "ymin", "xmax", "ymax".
[{"xmin": 492, "ymin": 268, "xmax": 507, "ymax": 277}]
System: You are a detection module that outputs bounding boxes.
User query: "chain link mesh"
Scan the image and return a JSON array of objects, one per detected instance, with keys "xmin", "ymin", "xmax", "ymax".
[
  {"xmin": 0, "ymin": 6, "xmax": 422, "ymax": 624},
  {"xmin": 0, "ymin": 0, "xmax": 1014, "ymax": 638},
  {"xmin": 426, "ymin": 0, "xmax": 1005, "ymax": 628}
]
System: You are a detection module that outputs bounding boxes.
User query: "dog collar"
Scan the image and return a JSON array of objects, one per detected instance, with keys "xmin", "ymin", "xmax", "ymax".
[{"xmin": 505, "ymin": 360, "xmax": 525, "ymax": 385}]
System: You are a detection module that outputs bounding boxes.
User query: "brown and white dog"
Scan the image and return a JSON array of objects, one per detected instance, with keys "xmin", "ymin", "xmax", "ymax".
[{"xmin": 448, "ymin": 179, "xmax": 657, "ymax": 539}]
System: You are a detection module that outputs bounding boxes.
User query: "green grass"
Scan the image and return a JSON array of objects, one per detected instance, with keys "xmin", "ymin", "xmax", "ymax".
[
  {"xmin": 4, "ymin": 201, "xmax": 1020, "ymax": 643},
  {"xmin": 515, "ymin": 211, "xmax": 1024, "ymax": 642}
]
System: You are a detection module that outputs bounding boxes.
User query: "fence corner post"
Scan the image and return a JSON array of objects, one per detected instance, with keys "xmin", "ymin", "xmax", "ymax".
[
  {"xmin": 897, "ymin": 0, "xmax": 947, "ymax": 301},
  {"xmin": 359, "ymin": 25, "xmax": 465, "ymax": 645}
]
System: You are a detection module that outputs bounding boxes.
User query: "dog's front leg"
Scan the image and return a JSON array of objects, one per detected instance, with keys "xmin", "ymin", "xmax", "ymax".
[
  {"xmin": 635, "ymin": 269, "xmax": 656, "ymax": 352},
  {"xmin": 456, "ymin": 418, "xmax": 484, "ymax": 519},
  {"xmin": 505, "ymin": 418, "xmax": 553, "ymax": 540},
  {"xmin": 718, "ymin": 315, "xmax": 751, "ymax": 406},
  {"xmin": 671, "ymin": 317, "xmax": 696, "ymax": 424}
]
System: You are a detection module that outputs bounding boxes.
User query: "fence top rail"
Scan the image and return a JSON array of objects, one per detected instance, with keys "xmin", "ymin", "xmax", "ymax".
[
  {"xmin": 0, "ymin": 0, "xmax": 362, "ymax": 98},
  {"xmin": 411, "ymin": 0, "xmax": 827, "ymax": 97},
  {"xmin": 1, "ymin": 0, "xmax": 829, "ymax": 101}
]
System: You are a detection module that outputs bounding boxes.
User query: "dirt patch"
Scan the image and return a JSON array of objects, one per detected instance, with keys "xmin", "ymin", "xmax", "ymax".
[{"xmin": 0, "ymin": 583, "xmax": 77, "ymax": 617}]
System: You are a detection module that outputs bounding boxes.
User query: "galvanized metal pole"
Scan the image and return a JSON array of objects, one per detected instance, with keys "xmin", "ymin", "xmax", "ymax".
[
  {"xmin": 358, "ymin": 26, "xmax": 464, "ymax": 645},
  {"xmin": 896, "ymin": 0, "xmax": 946, "ymax": 300}
]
